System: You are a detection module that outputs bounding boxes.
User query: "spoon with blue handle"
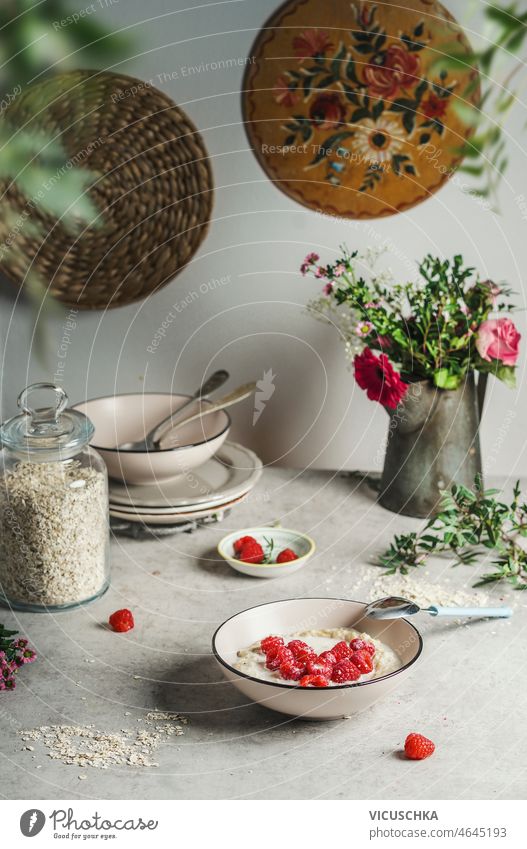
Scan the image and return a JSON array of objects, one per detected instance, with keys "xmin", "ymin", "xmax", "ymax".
[{"xmin": 364, "ymin": 596, "xmax": 513, "ymax": 620}]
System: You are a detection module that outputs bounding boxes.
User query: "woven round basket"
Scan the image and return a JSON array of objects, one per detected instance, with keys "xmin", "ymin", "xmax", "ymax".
[{"xmin": 0, "ymin": 70, "xmax": 213, "ymax": 309}]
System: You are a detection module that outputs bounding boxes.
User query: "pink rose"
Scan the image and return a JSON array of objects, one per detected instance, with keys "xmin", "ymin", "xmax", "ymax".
[{"xmin": 476, "ymin": 318, "xmax": 521, "ymax": 366}]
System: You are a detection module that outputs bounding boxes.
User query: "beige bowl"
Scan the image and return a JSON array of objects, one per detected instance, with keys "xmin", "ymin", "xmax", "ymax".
[
  {"xmin": 74, "ymin": 393, "xmax": 230, "ymax": 484},
  {"xmin": 213, "ymin": 598, "xmax": 422, "ymax": 721}
]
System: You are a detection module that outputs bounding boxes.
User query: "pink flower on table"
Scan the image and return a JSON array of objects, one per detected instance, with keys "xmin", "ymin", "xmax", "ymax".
[
  {"xmin": 476, "ymin": 318, "xmax": 521, "ymax": 366},
  {"xmin": 314, "ymin": 267, "xmax": 326, "ymax": 278},
  {"xmin": 323, "ymin": 282, "xmax": 334, "ymax": 295},
  {"xmin": 354, "ymin": 348, "xmax": 409, "ymax": 410},
  {"xmin": 333, "ymin": 263, "xmax": 346, "ymax": 277}
]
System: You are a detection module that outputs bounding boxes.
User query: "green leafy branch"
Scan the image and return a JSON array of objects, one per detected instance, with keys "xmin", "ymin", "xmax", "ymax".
[
  {"xmin": 432, "ymin": 2, "xmax": 527, "ymax": 208},
  {"xmin": 379, "ymin": 476, "xmax": 527, "ymax": 590}
]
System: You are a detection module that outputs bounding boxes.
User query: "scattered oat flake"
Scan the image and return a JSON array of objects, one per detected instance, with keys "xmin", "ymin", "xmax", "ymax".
[
  {"xmin": 366, "ymin": 571, "xmax": 490, "ymax": 609},
  {"xmin": 16, "ymin": 714, "xmax": 189, "ymax": 771}
]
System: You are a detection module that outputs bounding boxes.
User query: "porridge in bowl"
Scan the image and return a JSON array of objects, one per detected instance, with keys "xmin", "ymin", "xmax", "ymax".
[{"xmin": 235, "ymin": 627, "xmax": 401, "ymax": 687}]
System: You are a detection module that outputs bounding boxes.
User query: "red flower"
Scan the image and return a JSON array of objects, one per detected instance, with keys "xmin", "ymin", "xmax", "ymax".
[
  {"xmin": 422, "ymin": 92, "xmax": 447, "ymax": 120},
  {"xmin": 273, "ymin": 74, "xmax": 299, "ymax": 107},
  {"xmin": 293, "ymin": 29, "xmax": 334, "ymax": 61},
  {"xmin": 309, "ymin": 93, "xmax": 346, "ymax": 129},
  {"xmin": 354, "ymin": 348, "xmax": 408, "ymax": 410},
  {"xmin": 363, "ymin": 44, "xmax": 421, "ymax": 99}
]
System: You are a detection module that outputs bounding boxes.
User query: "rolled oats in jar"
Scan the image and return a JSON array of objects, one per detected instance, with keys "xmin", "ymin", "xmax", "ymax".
[{"xmin": 0, "ymin": 383, "xmax": 110, "ymax": 611}]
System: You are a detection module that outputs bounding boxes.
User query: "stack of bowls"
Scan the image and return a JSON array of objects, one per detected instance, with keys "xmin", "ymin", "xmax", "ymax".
[{"xmin": 74, "ymin": 394, "xmax": 262, "ymax": 526}]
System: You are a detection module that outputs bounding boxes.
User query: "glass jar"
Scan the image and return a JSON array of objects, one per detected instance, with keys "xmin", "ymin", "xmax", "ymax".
[{"xmin": 0, "ymin": 383, "xmax": 110, "ymax": 611}]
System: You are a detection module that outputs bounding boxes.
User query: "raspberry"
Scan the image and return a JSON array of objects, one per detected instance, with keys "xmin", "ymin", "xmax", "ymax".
[
  {"xmin": 108, "ymin": 609, "xmax": 134, "ymax": 633},
  {"xmin": 276, "ymin": 548, "xmax": 298, "ymax": 563},
  {"xmin": 332, "ymin": 640, "xmax": 351, "ymax": 661},
  {"xmin": 238, "ymin": 541, "xmax": 265, "ymax": 564},
  {"xmin": 363, "ymin": 642, "xmax": 376, "ymax": 656},
  {"xmin": 305, "ymin": 658, "xmax": 332, "ymax": 678},
  {"xmin": 318, "ymin": 650, "xmax": 337, "ymax": 667},
  {"xmin": 233, "ymin": 535, "xmax": 257, "ymax": 554},
  {"xmin": 287, "ymin": 639, "xmax": 310, "ymax": 658},
  {"xmin": 291, "ymin": 644, "xmax": 317, "ymax": 665},
  {"xmin": 350, "ymin": 649, "xmax": 373, "ymax": 674},
  {"xmin": 299, "ymin": 674, "xmax": 329, "ymax": 688},
  {"xmin": 404, "ymin": 733, "xmax": 435, "ymax": 760},
  {"xmin": 266, "ymin": 646, "xmax": 293, "ymax": 671},
  {"xmin": 279, "ymin": 660, "xmax": 304, "ymax": 680},
  {"xmin": 350, "ymin": 638, "xmax": 366, "ymax": 651},
  {"xmin": 261, "ymin": 636, "xmax": 284, "ymax": 654},
  {"xmin": 331, "ymin": 660, "xmax": 360, "ymax": 683}
]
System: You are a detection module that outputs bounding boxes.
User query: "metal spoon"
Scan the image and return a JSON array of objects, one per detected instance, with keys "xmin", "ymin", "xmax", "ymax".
[
  {"xmin": 363, "ymin": 595, "xmax": 513, "ymax": 620},
  {"xmin": 119, "ymin": 369, "xmax": 229, "ymax": 451},
  {"xmin": 157, "ymin": 382, "xmax": 257, "ymax": 448}
]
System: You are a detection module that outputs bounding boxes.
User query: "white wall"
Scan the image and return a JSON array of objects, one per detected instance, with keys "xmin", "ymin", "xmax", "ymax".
[{"xmin": 1, "ymin": 0, "xmax": 526, "ymax": 476}]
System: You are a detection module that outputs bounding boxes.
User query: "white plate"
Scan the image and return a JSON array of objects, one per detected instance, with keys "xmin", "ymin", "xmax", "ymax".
[
  {"xmin": 109, "ymin": 496, "xmax": 243, "ymax": 525},
  {"xmin": 110, "ymin": 490, "xmax": 249, "ymax": 519},
  {"xmin": 108, "ymin": 442, "xmax": 262, "ymax": 510},
  {"xmin": 109, "ymin": 483, "xmax": 255, "ymax": 515}
]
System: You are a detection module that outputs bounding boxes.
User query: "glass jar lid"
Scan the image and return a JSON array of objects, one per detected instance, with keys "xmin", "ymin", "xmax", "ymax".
[{"xmin": 0, "ymin": 383, "xmax": 94, "ymax": 459}]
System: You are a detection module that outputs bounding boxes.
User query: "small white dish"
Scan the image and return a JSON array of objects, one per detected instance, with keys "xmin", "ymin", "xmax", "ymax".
[{"xmin": 217, "ymin": 527, "xmax": 315, "ymax": 578}]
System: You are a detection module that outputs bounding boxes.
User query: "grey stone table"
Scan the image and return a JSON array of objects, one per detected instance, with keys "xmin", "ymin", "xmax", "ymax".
[{"xmin": 1, "ymin": 469, "xmax": 525, "ymax": 800}]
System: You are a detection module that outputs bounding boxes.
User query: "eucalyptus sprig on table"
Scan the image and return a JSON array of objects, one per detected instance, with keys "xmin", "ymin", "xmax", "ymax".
[{"xmin": 379, "ymin": 477, "xmax": 527, "ymax": 590}]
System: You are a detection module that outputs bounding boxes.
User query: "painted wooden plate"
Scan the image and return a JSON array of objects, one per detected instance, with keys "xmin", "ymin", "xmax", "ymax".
[{"xmin": 243, "ymin": 0, "xmax": 479, "ymax": 218}]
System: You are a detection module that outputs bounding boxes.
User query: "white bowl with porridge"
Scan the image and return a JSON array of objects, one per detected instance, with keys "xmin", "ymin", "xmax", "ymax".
[{"xmin": 213, "ymin": 598, "xmax": 422, "ymax": 720}]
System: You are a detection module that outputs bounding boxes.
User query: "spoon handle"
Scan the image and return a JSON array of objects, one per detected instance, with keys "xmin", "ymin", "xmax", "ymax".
[
  {"xmin": 148, "ymin": 370, "xmax": 229, "ymax": 446},
  {"xmin": 156, "ymin": 382, "xmax": 257, "ymax": 448},
  {"xmin": 428, "ymin": 605, "xmax": 513, "ymax": 618}
]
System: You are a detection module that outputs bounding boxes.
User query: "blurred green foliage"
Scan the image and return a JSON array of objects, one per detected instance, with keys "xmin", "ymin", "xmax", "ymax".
[
  {"xmin": 0, "ymin": 1, "xmax": 132, "ymax": 350},
  {"xmin": 433, "ymin": 3, "xmax": 527, "ymax": 208},
  {"xmin": 0, "ymin": 0, "xmax": 130, "ymax": 91},
  {"xmin": 0, "ymin": 0, "xmax": 131, "ymax": 226}
]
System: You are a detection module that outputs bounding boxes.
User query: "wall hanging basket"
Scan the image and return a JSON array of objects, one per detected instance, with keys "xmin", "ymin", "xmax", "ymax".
[
  {"xmin": 0, "ymin": 70, "xmax": 213, "ymax": 309},
  {"xmin": 243, "ymin": 0, "xmax": 479, "ymax": 219}
]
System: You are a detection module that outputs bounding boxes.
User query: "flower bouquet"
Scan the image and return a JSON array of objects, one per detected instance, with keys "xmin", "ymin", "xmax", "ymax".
[
  {"xmin": 0, "ymin": 624, "xmax": 36, "ymax": 691},
  {"xmin": 303, "ymin": 247, "xmax": 521, "ymax": 516}
]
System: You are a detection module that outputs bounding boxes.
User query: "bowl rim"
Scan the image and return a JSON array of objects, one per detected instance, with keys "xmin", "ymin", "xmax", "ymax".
[
  {"xmin": 72, "ymin": 392, "xmax": 231, "ymax": 454},
  {"xmin": 217, "ymin": 527, "xmax": 316, "ymax": 569},
  {"xmin": 212, "ymin": 597, "xmax": 423, "ymax": 690}
]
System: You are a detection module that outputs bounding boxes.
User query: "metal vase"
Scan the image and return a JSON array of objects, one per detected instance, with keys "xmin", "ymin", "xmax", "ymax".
[{"xmin": 379, "ymin": 372, "xmax": 483, "ymax": 518}]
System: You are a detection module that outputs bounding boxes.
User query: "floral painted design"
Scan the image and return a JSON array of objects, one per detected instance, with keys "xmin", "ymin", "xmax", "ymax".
[
  {"xmin": 309, "ymin": 93, "xmax": 346, "ymax": 128},
  {"xmin": 292, "ymin": 29, "xmax": 334, "ymax": 61},
  {"xmin": 350, "ymin": 116, "xmax": 405, "ymax": 163},
  {"xmin": 363, "ymin": 44, "xmax": 421, "ymax": 98},
  {"xmin": 273, "ymin": 74, "xmax": 300, "ymax": 107},
  {"xmin": 273, "ymin": 4, "xmax": 457, "ymax": 190}
]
